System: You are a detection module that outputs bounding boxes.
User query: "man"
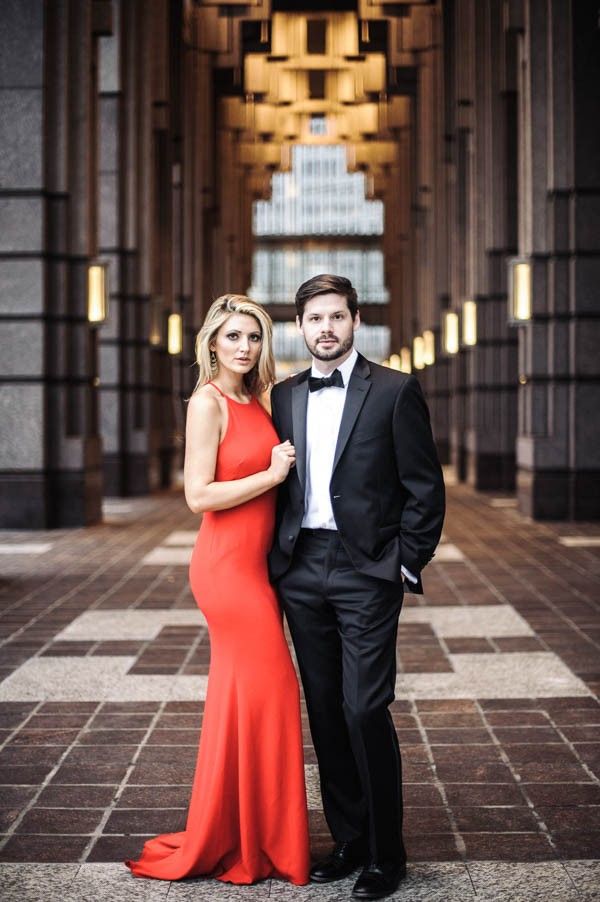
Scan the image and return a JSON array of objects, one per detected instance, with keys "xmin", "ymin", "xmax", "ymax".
[{"xmin": 269, "ymin": 274, "xmax": 445, "ymax": 900}]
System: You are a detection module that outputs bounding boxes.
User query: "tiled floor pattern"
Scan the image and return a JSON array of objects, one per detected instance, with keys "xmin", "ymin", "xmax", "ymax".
[
  {"xmin": 0, "ymin": 861, "xmax": 598, "ymax": 902},
  {"xmin": 0, "ymin": 484, "xmax": 599, "ymax": 899}
]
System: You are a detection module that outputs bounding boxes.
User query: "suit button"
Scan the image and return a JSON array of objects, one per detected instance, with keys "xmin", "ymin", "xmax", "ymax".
[
  {"xmin": 288, "ymin": 535, "xmax": 295, "ymax": 542},
  {"xmin": 333, "ymin": 494, "xmax": 341, "ymax": 499}
]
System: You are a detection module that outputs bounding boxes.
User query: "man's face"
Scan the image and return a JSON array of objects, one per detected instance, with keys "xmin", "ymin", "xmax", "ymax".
[{"xmin": 297, "ymin": 293, "xmax": 360, "ymax": 364}]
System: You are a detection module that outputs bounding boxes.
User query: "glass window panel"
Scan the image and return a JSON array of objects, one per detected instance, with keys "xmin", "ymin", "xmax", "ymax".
[{"xmin": 250, "ymin": 146, "xmax": 389, "ymax": 362}]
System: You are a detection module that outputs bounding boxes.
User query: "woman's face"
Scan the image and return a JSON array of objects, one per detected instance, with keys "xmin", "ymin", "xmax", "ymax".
[{"xmin": 211, "ymin": 313, "xmax": 262, "ymax": 376}]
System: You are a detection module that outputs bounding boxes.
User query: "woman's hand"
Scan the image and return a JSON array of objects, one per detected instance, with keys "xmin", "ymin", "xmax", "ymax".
[{"xmin": 269, "ymin": 440, "xmax": 296, "ymax": 484}]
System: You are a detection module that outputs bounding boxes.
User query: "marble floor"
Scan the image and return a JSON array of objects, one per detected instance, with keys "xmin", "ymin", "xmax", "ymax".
[{"xmin": 0, "ymin": 483, "xmax": 599, "ymax": 900}]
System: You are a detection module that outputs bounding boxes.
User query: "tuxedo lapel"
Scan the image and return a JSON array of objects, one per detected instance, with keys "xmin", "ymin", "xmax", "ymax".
[
  {"xmin": 291, "ymin": 377, "xmax": 309, "ymax": 490},
  {"xmin": 332, "ymin": 355, "xmax": 371, "ymax": 473}
]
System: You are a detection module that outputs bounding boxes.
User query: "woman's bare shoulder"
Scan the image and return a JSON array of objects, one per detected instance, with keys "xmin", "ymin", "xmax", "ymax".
[{"xmin": 187, "ymin": 385, "xmax": 223, "ymax": 418}]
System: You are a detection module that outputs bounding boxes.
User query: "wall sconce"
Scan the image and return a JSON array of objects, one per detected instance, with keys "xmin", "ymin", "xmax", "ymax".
[
  {"xmin": 442, "ymin": 311, "xmax": 459, "ymax": 354},
  {"xmin": 87, "ymin": 261, "xmax": 109, "ymax": 324},
  {"xmin": 168, "ymin": 313, "xmax": 183, "ymax": 355},
  {"xmin": 423, "ymin": 330, "xmax": 435, "ymax": 366},
  {"xmin": 462, "ymin": 300, "xmax": 477, "ymax": 346},
  {"xmin": 413, "ymin": 336, "xmax": 425, "ymax": 370},
  {"xmin": 388, "ymin": 353, "xmax": 401, "ymax": 370},
  {"xmin": 400, "ymin": 347, "xmax": 411, "ymax": 373},
  {"xmin": 508, "ymin": 257, "xmax": 532, "ymax": 322}
]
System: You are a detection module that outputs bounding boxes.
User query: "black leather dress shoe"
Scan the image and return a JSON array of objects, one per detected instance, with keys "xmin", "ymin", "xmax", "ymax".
[
  {"xmin": 309, "ymin": 840, "xmax": 367, "ymax": 883},
  {"xmin": 352, "ymin": 861, "xmax": 407, "ymax": 899}
]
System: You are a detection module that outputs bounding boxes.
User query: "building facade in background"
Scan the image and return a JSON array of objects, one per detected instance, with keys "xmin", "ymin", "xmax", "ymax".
[
  {"xmin": 249, "ymin": 143, "xmax": 389, "ymax": 366},
  {"xmin": 0, "ymin": 0, "xmax": 598, "ymax": 526}
]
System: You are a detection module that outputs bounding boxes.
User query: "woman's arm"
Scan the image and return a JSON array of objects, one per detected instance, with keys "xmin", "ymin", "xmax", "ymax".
[{"xmin": 183, "ymin": 389, "xmax": 294, "ymax": 514}]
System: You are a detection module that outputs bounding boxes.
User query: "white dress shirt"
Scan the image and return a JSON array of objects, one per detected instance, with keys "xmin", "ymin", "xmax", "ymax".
[
  {"xmin": 301, "ymin": 348, "xmax": 417, "ymax": 585},
  {"xmin": 302, "ymin": 348, "xmax": 358, "ymax": 530}
]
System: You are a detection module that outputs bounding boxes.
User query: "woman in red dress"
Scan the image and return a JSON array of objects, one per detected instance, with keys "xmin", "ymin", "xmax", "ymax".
[{"xmin": 125, "ymin": 295, "xmax": 310, "ymax": 885}]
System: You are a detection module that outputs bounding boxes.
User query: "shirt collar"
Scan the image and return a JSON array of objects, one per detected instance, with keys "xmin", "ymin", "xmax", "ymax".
[{"xmin": 310, "ymin": 347, "xmax": 358, "ymax": 387}]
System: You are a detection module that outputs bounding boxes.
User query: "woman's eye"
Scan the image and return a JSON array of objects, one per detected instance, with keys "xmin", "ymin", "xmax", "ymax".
[
  {"xmin": 226, "ymin": 333, "xmax": 239, "ymax": 340},
  {"xmin": 250, "ymin": 334, "xmax": 262, "ymax": 342}
]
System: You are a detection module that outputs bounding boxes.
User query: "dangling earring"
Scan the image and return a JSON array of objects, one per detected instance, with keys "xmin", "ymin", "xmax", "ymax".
[{"xmin": 209, "ymin": 349, "xmax": 218, "ymax": 373}]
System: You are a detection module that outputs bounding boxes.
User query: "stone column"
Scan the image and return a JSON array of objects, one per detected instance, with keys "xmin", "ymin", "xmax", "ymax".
[
  {"xmin": 414, "ymin": 3, "xmax": 451, "ymax": 463},
  {"xmin": 0, "ymin": 0, "xmax": 107, "ymax": 527},
  {"xmin": 97, "ymin": 0, "xmax": 123, "ymax": 494},
  {"xmin": 99, "ymin": 0, "xmax": 178, "ymax": 495},
  {"xmin": 515, "ymin": 0, "xmax": 600, "ymax": 518},
  {"xmin": 178, "ymin": 7, "xmax": 218, "ymax": 402},
  {"xmin": 463, "ymin": 0, "xmax": 519, "ymax": 490},
  {"xmin": 442, "ymin": 0, "xmax": 519, "ymax": 490},
  {"xmin": 446, "ymin": 0, "xmax": 474, "ymax": 483}
]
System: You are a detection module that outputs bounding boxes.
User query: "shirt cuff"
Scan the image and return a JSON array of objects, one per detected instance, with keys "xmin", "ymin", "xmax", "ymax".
[{"xmin": 401, "ymin": 565, "xmax": 418, "ymax": 584}]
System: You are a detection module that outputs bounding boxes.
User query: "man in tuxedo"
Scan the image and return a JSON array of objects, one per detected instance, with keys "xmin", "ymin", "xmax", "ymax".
[{"xmin": 269, "ymin": 274, "xmax": 445, "ymax": 900}]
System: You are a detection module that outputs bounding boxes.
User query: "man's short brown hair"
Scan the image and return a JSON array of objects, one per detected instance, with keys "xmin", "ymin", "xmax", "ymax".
[{"xmin": 295, "ymin": 274, "xmax": 359, "ymax": 321}]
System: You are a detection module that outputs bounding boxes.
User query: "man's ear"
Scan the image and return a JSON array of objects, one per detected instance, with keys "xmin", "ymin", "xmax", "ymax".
[
  {"xmin": 296, "ymin": 315, "xmax": 303, "ymax": 334},
  {"xmin": 353, "ymin": 310, "xmax": 361, "ymax": 331}
]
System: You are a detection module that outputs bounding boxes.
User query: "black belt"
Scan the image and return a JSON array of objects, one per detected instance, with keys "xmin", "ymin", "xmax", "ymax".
[{"xmin": 299, "ymin": 527, "xmax": 338, "ymax": 538}]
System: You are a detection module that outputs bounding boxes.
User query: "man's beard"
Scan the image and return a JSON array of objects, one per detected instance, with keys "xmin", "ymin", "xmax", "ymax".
[{"xmin": 307, "ymin": 333, "xmax": 354, "ymax": 361}]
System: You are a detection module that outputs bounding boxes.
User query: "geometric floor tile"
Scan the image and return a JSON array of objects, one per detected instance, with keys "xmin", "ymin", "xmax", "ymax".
[
  {"xmin": 141, "ymin": 548, "xmax": 193, "ymax": 566},
  {"xmin": 0, "ymin": 650, "xmax": 588, "ymax": 701},
  {"xmin": 70, "ymin": 863, "xmax": 172, "ymax": 902},
  {"xmin": 56, "ymin": 611, "xmax": 206, "ymax": 641},
  {"xmin": 0, "ymin": 656, "xmax": 208, "ymax": 701},
  {"xmin": 144, "ymin": 537, "xmax": 468, "ymax": 563},
  {"xmin": 1, "ymin": 861, "xmax": 599, "ymax": 902},
  {"xmin": 431, "ymin": 543, "xmax": 466, "ymax": 562},
  {"xmin": 56, "ymin": 604, "xmax": 531, "ymax": 643},
  {"xmin": 465, "ymin": 861, "xmax": 587, "ymax": 901},
  {"xmin": 558, "ymin": 536, "xmax": 600, "ymax": 547},
  {"xmin": 1, "ymin": 485, "xmax": 598, "ymax": 888},
  {"xmin": 163, "ymin": 532, "xmax": 198, "ymax": 546},
  {"xmin": 102, "ymin": 501, "xmax": 135, "ymax": 513},
  {"xmin": 0, "ymin": 864, "xmax": 82, "ymax": 902},
  {"xmin": 398, "ymin": 652, "xmax": 591, "ymax": 699},
  {"xmin": 0, "ymin": 606, "xmax": 581, "ymax": 700},
  {"xmin": 402, "ymin": 605, "xmax": 534, "ymax": 637},
  {"xmin": 304, "ymin": 764, "xmax": 321, "ymax": 809},
  {"xmin": 562, "ymin": 861, "xmax": 600, "ymax": 896},
  {"xmin": 269, "ymin": 865, "xmax": 475, "ymax": 900},
  {"xmin": 0, "ymin": 543, "xmax": 54, "ymax": 554}
]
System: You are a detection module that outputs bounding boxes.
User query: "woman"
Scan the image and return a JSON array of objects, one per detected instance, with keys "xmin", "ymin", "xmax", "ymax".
[{"xmin": 125, "ymin": 295, "xmax": 310, "ymax": 885}]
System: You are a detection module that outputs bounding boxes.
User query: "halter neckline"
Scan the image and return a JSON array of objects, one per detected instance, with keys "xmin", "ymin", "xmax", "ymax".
[{"xmin": 207, "ymin": 381, "xmax": 254, "ymax": 406}]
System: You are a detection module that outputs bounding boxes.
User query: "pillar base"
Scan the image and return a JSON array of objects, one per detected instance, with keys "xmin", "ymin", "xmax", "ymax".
[
  {"xmin": 451, "ymin": 444, "xmax": 468, "ymax": 483},
  {"xmin": 435, "ymin": 439, "xmax": 451, "ymax": 467},
  {"xmin": 103, "ymin": 453, "xmax": 152, "ymax": 496},
  {"xmin": 0, "ymin": 470, "xmax": 102, "ymax": 528},
  {"xmin": 104, "ymin": 447, "xmax": 177, "ymax": 496},
  {"xmin": 158, "ymin": 447, "xmax": 176, "ymax": 489},
  {"xmin": 517, "ymin": 469, "xmax": 600, "ymax": 520},
  {"xmin": 467, "ymin": 452, "xmax": 516, "ymax": 492}
]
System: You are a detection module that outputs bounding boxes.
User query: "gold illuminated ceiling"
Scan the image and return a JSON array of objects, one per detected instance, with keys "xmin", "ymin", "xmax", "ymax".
[{"xmin": 190, "ymin": 1, "xmax": 433, "ymax": 199}]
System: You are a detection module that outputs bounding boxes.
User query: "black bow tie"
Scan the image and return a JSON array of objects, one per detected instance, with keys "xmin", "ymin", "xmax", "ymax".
[{"xmin": 308, "ymin": 369, "xmax": 344, "ymax": 392}]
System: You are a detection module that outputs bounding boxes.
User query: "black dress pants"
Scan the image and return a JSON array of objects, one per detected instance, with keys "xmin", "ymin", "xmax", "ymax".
[{"xmin": 277, "ymin": 528, "xmax": 406, "ymax": 865}]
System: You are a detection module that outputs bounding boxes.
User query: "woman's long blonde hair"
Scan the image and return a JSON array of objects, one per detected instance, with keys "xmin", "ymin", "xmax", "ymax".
[{"xmin": 193, "ymin": 294, "xmax": 276, "ymax": 396}]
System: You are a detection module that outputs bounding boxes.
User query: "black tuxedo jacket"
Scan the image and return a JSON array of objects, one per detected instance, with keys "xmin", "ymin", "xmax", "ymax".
[{"xmin": 268, "ymin": 353, "xmax": 445, "ymax": 593}]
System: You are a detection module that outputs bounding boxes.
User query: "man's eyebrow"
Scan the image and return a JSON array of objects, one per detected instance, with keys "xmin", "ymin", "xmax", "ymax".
[{"xmin": 310, "ymin": 308, "xmax": 347, "ymax": 315}]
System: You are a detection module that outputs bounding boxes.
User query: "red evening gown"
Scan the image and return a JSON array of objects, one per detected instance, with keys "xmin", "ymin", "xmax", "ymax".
[{"xmin": 125, "ymin": 386, "xmax": 310, "ymax": 885}]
